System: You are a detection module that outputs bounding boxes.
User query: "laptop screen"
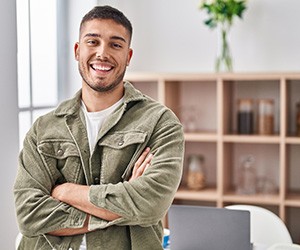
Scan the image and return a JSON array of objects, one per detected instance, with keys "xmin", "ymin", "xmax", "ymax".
[{"xmin": 168, "ymin": 205, "xmax": 251, "ymax": 250}]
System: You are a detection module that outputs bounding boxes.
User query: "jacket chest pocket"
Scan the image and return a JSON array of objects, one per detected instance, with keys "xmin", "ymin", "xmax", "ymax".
[
  {"xmin": 98, "ymin": 131, "xmax": 147, "ymax": 184},
  {"xmin": 38, "ymin": 140, "xmax": 82, "ymax": 184}
]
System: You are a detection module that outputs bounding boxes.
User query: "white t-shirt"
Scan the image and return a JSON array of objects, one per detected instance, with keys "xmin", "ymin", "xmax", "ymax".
[
  {"xmin": 79, "ymin": 97, "xmax": 123, "ymax": 249},
  {"xmin": 81, "ymin": 98, "xmax": 124, "ymax": 152}
]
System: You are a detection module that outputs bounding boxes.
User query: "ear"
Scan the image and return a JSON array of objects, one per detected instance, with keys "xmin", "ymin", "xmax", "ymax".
[
  {"xmin": 126, "ymin": 48, "xmax": 133, "ymax": 66},
  {"xmin": 74, "ymin": 42, "xmax": 80, "ymax": 61}
]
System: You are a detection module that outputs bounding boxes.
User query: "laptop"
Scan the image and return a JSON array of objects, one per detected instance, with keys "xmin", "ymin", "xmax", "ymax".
[{"xmin": 168, "ymin": 205, "xmax": 251, "ymax": 250}]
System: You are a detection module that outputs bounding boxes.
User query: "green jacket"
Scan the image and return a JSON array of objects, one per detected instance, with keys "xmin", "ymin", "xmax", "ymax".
[{"xmin": 14, "ymin": 82, "xmax": 184, "ymax": 250}]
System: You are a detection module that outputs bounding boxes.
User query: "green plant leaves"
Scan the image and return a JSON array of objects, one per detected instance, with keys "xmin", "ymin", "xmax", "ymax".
[{"xmin": 200, "ymin": 0, "xmax": 247, "ymax": 29}]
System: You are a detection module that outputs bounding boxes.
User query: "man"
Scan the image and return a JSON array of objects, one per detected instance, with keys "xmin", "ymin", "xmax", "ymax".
[{"xmin": 14, "ymin": 5, "xmax": 184, "ymax": 250}]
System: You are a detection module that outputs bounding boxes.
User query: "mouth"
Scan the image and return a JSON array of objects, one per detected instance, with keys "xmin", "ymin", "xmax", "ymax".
[{"xmin": 90, "ymin": 63, "xmax": 114, "ymax": 73}]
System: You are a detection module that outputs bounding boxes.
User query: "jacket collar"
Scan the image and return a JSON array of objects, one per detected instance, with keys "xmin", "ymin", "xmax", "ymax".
[{"xmin": 54, "ymin": 81, "xmax": 147, "ymax": 117}]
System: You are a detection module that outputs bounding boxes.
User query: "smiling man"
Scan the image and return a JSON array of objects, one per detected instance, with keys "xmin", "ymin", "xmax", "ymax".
[{"xmin": 14, "ymin": 6, "xmax": 184, "ymax": 250}]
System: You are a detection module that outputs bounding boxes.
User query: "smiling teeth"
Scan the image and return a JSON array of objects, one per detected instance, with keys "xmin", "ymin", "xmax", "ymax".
[{"xmin": 93, "ymin": 65, "xmax": 111, "ymax": 71}]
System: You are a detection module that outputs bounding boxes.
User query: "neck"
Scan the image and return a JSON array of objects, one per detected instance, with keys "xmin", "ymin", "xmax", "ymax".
[{"xmin": 82, "ymin": 84, "xmax": 124, "ymax": 112}]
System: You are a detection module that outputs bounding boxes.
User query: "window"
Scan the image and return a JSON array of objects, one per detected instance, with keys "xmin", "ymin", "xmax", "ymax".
[{"xmin": 16, "ymin": 0, "xmax": 58, "ymax": 147}]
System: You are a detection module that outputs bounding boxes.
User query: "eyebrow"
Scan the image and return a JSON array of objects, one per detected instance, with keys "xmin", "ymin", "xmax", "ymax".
[{"xmin": 83, "ymin": 33, "xmax": 127, "ymax": 43}]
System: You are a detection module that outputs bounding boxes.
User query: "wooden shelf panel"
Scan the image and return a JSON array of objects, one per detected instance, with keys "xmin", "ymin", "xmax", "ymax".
[
  {"xmin": 184, "ymin": 133, "xmax": 284, "ymax": 143},
  {"xmin": 285, "ymin": 193, "xmax": 300, "ymax": 207},
  {"xmin": 125, "ymin": 72, "xmax": 300, "ymax": 82},
  {"xmin": 285, "ymin": 137, "xmax": 300, "ymax": 144},
  {"xmin": 223, "ymin": 135, "xmax": 281, "ymax": 144},
  {"xmin": 223, "ymin": 192, "xmax": 280, "ymax": 205},
  {"xmin": 184, "ymin": 132, "xmax": 218, "ymax": 142},
  {"xmin": 175, "ymin": 188, "xmax": 218, "ymax": 201}
]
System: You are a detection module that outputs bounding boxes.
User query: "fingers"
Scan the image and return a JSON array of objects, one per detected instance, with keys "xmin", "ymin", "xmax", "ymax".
[
  {"xmin": 135, "ymin": 153, "xmax": 153, "ymax": 176},
  {"xmin": 133, "ymin": 147, "xmax": 150, "ymax": 171},
  {"xmin": 129, "ymin": 147, "xmax": 153, "ymax": 181}
]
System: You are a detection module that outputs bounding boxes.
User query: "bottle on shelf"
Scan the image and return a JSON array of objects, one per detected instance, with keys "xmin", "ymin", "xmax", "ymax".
[
  {"xmin": 237, "ymin": 99, "xmax": 254, "ymax": 135},
  {"xmin": 257, "ymin": 99, "xmax": 274, "ymax": 135},
  {"xmin": 236, "ymin": 155, "xmax": 257, "ymax": 195},
  {"xmin": 186, "ymin": 154, "xmax": 206, "ymax": 190}
]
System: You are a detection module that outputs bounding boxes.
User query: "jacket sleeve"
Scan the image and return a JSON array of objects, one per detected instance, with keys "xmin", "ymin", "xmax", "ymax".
[
  {"xmin": 88, "ymin": 110, "xmax": 184, "ymax": 231},
  {"xmin": 13, "ymin": 122, "xmax": 87, "ymax": 238}
]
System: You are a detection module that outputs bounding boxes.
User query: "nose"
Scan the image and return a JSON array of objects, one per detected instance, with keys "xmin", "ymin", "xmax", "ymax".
[{"xmin": 96, "ymin": 44, "xmax": 109, "ymax": 60}]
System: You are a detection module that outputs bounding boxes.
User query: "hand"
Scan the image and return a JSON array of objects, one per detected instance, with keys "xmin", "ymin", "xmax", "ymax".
[
  {"xmin": 51, "ymin": 183, "xmax": 120, "ymax": 221},
  {"xmin": 129, "ymin": 147, "xmax": 153, "ymax": 182},
  {"xmin": 51, "ymin": 183, "xmax": 74, "ymax": 201}
]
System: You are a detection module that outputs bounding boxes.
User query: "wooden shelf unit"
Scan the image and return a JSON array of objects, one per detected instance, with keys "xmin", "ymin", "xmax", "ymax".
[{"xmin": 125, "ymin": 72, "xmax": 300, "ymax": 243}]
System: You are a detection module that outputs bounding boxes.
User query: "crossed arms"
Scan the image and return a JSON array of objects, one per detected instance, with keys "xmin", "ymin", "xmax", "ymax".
[
  {"xmin": 49, "ymin": 147, "xmax": 153, "ymax": 236},
  {"xmin": 14, "ymin": 113, "xmax": 184, "ymax": 239}
]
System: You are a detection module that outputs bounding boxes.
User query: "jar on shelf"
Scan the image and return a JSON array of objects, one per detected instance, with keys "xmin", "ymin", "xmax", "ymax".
[
  {"xmin": 236, "ymin": 155, "xmax": 257, "ymax": 195},
  {"xmin": 186, "ymin": 155, "xmax": 206, "ymax": 190},
  {"xmin": 297, "ymin": 102, "xmax": 300, "ymax": 137},
  {"xmin": 237, "ymin": 99, "xmax": 254, "ymax": 134},
  {"xmin": 257, "ymin": 99, "xmax": 274, "ymax": 135}
]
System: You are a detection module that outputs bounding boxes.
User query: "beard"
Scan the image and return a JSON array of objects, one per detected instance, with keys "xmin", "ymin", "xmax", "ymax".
[{"xmin": 78, "ymin": 62, "xmax": 126, "ymax": 93}]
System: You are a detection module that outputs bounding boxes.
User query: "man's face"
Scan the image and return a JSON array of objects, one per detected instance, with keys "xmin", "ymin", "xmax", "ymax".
[{"xmin": 75, "ymin": 19, "xmax": 133, "ymax": 93}]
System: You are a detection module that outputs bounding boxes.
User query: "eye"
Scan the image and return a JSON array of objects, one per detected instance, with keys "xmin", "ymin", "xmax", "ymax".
[
  {"xmin": 86, "ymin": 39, "xmax": 98, "ymax": 46},
  {"xmin": 111, "ymin": 43, "xmax": 122, "ymax": 49}
]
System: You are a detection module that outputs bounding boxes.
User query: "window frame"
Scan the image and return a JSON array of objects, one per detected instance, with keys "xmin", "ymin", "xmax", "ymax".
[{"xmin": 16, "ymin": 0, "xmax": 62, "ymax": 147}]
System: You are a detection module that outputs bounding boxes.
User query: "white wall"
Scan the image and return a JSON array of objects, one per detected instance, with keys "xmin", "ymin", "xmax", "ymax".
[
  {"xmin": 66, "ymin": 0, "xmax": 300, "ymax": 96},
  {"xmin": 0, "ymin": 0, "xmax": 19, "ymax": 249}
]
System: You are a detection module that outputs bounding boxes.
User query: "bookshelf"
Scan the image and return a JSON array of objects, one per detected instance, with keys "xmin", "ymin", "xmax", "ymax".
[{"xmin": 125, "ymin": 72, "xmax": 300, "ymax": 243}]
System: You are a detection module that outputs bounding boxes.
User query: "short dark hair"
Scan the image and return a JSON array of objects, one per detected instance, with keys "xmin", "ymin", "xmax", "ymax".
[{"xmin": 80, "ymin": 5, "xmax": 133, "ymax": 43}]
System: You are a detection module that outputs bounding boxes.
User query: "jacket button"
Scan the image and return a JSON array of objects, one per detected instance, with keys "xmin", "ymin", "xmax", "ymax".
[
  {"xmin": 94, "ymin": 177, "xmax": 100, "ymax": 184},
  {"xmin": 57, "ymin": 149, "xmax": 64, "ymax": 156},
  {"xmin": 118, "ymin": 140, "xmax": 124, "ymax": 146}
]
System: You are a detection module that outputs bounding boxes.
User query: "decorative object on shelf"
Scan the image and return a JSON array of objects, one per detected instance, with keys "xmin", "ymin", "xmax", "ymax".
[
  {"xmin": 257, "ymin": 99, "xmax": 274, "ymax": 135},
  {"xmin": 186, "ymin": 154, "xmax": 206, "ymax": 190},
  {"xmin": 199, "ymin": 0, "xmax": 247, "ymax": 72},
  {"xmin": 297, "ymin": 102, "xmax": 300, "ymax": 136},
  {"xmin": 180, "ymin": 105, "xmax": 199, "ymax": 132},
  {"xmin": 237, "ymin": 99, "xmax": 254, "ymax": 134},
  {"xmin": 256, "ymin": 176, "xmax": 276, "ymax": 195},
  {"xmin": 236, "ymin": 155, "xmax": 256, "ymax": 195}
]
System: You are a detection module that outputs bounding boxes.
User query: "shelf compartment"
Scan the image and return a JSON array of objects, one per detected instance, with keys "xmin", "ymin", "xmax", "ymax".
[
  {"xmin": 223, "ymin": 79, "xmax": 280, "ymax": 135},
  {"xmin": 165, "ymin": 80, "xmax": 217, "ymax": 133},
  {"xmin": 286, "ymin": 207, "xmax": 300, "ymax": 243},
  {"xmin": 130, "ymin": 80, "xmax": 159, "ymax": 101},
  {"xmin": 286, "ymin": 78, "xmax": 300, "ymax": 136},
  {"xmin": 182, "ymin": 141, "xmax": 217, "ymax": 190},
  {"xmin": 222, "ymin": 143, "xmax": 280, "ymax": 196},
  {"xmin": 286, "ymin": 144, "xmax": 300, "ymax": 198}
]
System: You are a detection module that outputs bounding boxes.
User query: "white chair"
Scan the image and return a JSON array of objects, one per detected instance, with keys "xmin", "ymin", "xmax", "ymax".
[
  {"xmin": 226, "ymin": 205, "xmax": 293, "ymax": 249},
  {"xmin": 267, "ymin": 243, "xmax": 300, "ymax": 250}
]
